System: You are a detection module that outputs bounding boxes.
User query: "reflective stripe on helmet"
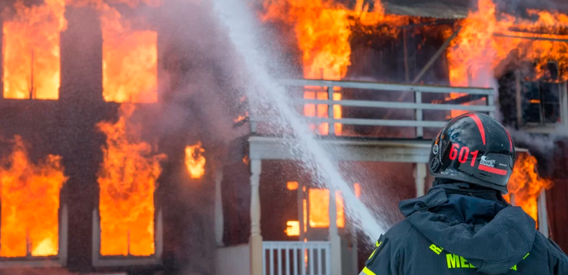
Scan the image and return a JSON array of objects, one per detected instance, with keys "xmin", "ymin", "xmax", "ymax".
[
  {"xmin": 466, "ymin": 113, "xmax": 486, "ymax": 145},
  {"xmin": 505, "ymin": 129, "xmax": 513, "ymax": 150},
  {"xmin": 478, "ymin": 164, "xmax": 508, "ymax": 175}
]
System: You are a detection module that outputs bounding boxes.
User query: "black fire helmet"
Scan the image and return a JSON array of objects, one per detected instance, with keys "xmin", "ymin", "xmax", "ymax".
[{"xmin": 428, "ymin": 112, "xmax": 515, "ymax": 194}]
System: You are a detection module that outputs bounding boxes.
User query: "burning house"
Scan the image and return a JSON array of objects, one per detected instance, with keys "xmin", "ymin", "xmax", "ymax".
[{"xmin": 0, "ymin": 0, "xmax": 566, "ymax": 275}]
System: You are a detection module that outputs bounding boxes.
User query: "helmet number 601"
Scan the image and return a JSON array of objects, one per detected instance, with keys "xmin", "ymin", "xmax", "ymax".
[{"xmin": 449, "ymin": 144, "xmax": 479, "ymax": 166}]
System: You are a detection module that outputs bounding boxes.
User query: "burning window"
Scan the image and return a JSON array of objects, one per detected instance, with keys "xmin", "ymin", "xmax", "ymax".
[
  {"xmin": 3, "ymin": 1, "xmax": 66, "ymax": 99},
  {"xmin": 97, "ymin": 104, "xmax": 166, "ymax": 256},
  {"xmin": 286, "ymin": 184, "xmax": 353, "ymax": 237},
  {"xmin": 307, "ymin": 189, "xmax": 345, "ymax": 228},
  {"xmin": 0, "ymin": 136, "xmax": 66, "ymax": 257},
  {"xmin": 522, "ymin": 81, "xmax": 561, "ymax": 124},
  {"xmin": 100, "ymin": 6, "xmax": 158, "ymax": 103}
]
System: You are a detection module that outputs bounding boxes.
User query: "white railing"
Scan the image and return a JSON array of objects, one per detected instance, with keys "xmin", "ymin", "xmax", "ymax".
[
  {"xmin": 263, "ymin": 241, "xmax": 331, "ymax": 275},
  {"xmin": 249, "ymin": 79, "xmax": 496, "ymax": 138}
]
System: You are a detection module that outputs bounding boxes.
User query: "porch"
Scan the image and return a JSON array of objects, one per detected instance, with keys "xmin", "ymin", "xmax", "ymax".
[{"xmin": 216, "ymin": 78, "xmax": 540, "ymax": 275}]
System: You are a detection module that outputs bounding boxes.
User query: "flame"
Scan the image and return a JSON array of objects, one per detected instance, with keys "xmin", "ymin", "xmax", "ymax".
[
  {"xmin": 285, "ymin": 221, "xmax": 300, "ymax": 236},
  {"xmin": 447, "ymin": 0, "xmax": 568, "ymax": 116},
  {"xmin": 287, "ymin": 181, "xmax": 299, "ymax": 190},
  {"xmin": 97, "ymin": 104, "xmax": 166, "ymax": 256},
  {"xmin": 234, "ymin": 112, "xmax": 249, "ymax": 123},
  {"xmin": 308, "ymin": 188, "xmax": 344, "ymax": 228},
  {"xmin": 354, "ymin": 183, "xmax": 361, "ymax": 198},
  {"xmin": 3, "ymin": 0, "xmax": 67, "ymax": 99},
  {"xmin": 0, "ymin": 136, "xmax": 67, "ymax": 257},
  {"xmin": 3, "ymin": 0, "xmax": 160, "ymax": 101},
  {"xmin": 504, "ymin": 154, "xmax": 552, "ymax": 223},
  {"xmin": 262, "ymin": 0, "xmax": 405, "ymax": 135},
  {"xmin": 98, "ymin": 2, "xmax": 158, "ymax": 103},
  {"xmin": 185, "ymin": 142, "xmax": 206, "ymax": 179},
  {"xmin": 303, "ymin": 196, "xmax": 307, "ymax": 232}
]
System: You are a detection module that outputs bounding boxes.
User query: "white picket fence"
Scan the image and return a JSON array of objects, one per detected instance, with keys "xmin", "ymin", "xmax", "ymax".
[{"xmin": 262, "ymin": 241, "xmax": 331, "ymax": 275}]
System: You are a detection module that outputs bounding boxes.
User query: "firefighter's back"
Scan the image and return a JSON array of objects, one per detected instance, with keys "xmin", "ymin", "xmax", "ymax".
[{"xmin": 360, "ymin": 186, "xmax": 568, "ymax": 275}]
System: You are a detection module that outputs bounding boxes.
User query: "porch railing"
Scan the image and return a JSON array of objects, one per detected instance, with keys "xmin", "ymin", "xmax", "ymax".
[
  {"xmin": 263, "ymin": 241, "xmax": 331, "ymax": 275},
  {"xmin": 249, "ymin": 79, "xmax": 495, "ymax": 138}
]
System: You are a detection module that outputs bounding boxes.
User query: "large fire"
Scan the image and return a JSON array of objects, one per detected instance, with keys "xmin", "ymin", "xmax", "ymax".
[
  {"xmin": 447, "ymin": 0, "xmax": 568, "ymax": 116},
  {"xmin": 262, "ymin": 0, "xmax": 406, "ymax": 135},
  {"xmin": 0, "ymin": 136, "xmax": 67, "ymax": 257},
  {"xmin": 3, "ymin": 0, "xmax": 158, "ymax": 102},
  {"xmin": 185, "ymin": 142, "xmax": 206, "ymax": 179},
  {"xmin": 69, "ymin": 0, "xmax": 160, "ymax": 102},
  {"xmin": 97, "ymin": 104, "xmax": 166, "ymax": 256},
  {"xmin": 100, "ymin": 5, "xmax": 158, "ymax": 103},
  {"xmin": 505, "ymin": 154, "xmax": 553, "ymax": 223},
  {"xmin": 3, "ymin": 0, "xmax": 67, "ymax": 99}
]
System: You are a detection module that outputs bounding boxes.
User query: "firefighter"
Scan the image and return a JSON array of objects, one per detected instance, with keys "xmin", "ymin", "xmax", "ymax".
[{"xmin": 360, "ymin": 112, "xmax": 568, "ymax": 274}]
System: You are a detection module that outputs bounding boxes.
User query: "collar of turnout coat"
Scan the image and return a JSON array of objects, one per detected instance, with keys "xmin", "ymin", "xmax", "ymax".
[{"xmin": 398, "ymin": 185, "xmax": 536, "ymax": 274}]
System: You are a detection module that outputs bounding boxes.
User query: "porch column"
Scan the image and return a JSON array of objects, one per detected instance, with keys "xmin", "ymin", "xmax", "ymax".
[
  {"xmin": 537, "ymin": 191, "xmax": 549, "ymax": 238},
  {"xmin": 250, "ymin": 160, "xmax": 263, "ymax": 275},
  {"xmin": 414, "ymin": 163, "xmax": 427, "ymax": 197},
  {"xmin": 214, "ymin": 167, "xmax": 224, "ymax": 246},
  {"xmin": 329, "ymin": 189, "xmax": 342, "ymax": 275}
]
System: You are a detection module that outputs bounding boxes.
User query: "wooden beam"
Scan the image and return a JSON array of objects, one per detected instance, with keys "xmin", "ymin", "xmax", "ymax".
[
  {"xmin": 412, "ymin": 26, "xmax": 462, "ymax": 84},
  {"xmin": 493, "ymin": 33, "xmax": 568, "ymax": 43}
]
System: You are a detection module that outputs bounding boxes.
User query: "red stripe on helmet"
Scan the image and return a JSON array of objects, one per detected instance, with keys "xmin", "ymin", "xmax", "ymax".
[
  {"xmin": 478, "ymin": 164, "xmax": 508, "ymax": 175},
  {"xmin": 466, "ymin": 114, "xmax": 486, "ymax": 145},
  {"xmin": 505, "ymin": 129, "xmax": 513, "ymax": 150}
]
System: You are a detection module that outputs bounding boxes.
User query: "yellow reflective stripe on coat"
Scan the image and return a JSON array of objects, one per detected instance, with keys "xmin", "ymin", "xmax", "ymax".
[
  {"xmin": 362, "ymin": 267, "xmax": 377, "ymax": 275},
  {"xmin": 367, "ymin": 241, "xmax": 382, "ymax": 260}
]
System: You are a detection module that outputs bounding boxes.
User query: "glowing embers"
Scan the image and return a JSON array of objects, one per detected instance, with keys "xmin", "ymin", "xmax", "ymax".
[
  {"xmin": 3, "ymin": 0, "xmax": 66, "ymax": 99},
  {"xmin": 505, "ymin": 153, "xmax": 553, "ymax": 223},
  {"xmin": 101, "ymin": 8, "xmax": 158, "ymax": 103},
  {"xmin": 185, "ymin": 142, "xmax": 206, "ymax": 179},
  {"xmin": 97, "ymin": 104, "xmax": 166, "ymax": 256},
  {"xmin": 0, "ymin": 136, "xmax": 67, "ymax": 257}
]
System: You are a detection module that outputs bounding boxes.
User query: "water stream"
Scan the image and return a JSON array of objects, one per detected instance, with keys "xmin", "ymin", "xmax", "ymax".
[{"xmin": 213, "ymin": 0, "xmax": 387, "ymax": 241}]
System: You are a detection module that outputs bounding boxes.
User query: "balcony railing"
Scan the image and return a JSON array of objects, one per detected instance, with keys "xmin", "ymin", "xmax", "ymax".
[
  {"xmin": 250, "ymin": 79, "xmax": 495, "ymax": 138},
  {"xmin": 263, "ymin": 241, "xmax": 331, "ymax": 275}
]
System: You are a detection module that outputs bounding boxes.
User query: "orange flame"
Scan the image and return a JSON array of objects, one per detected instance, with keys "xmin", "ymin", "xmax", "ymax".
[
  {"xmin": 234, "ymin": 112, "xmax": 249, "ymax": 123},
  {"xmin": 0, "ymin": 136, "xmax": 67, "ymax": 257},
  {"xmin": 285, "ymin": 221, "xmax": 300, "ymax": 236},
  {"xmin": 185, "ymin": 142, "xmax": 206, "ymax": 179},
  {"xmin": 354, "ymin": 183, "xmax": 361, "ymax": 198},
  {"xmin": 3, "ymin": 0, "xmax": 67, "ymax": 99},
  {"xmin": 97, "ymin": 104, "xmax": 166, "ymax": 256},
  {"xmin": 287, "ymin": 181, "xmax": 299, "ymax": 190},
  {"xmin": 308, "ymin": 188, "xmax": 344, "ymax": 228},
  {"xmin": 504, "ymin": 154, "xmax": 552, "ymax": 223},
  {"xmin": 262, "ymin": 0, "xmax": 405, "ymax": 135},
  {"xmin": 98, "ymin": 2, "xmax": 158, "ymax": 103},
  {"xmin": 447, "ymin": 0, "xmax": 568, "ymax": 116}
]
